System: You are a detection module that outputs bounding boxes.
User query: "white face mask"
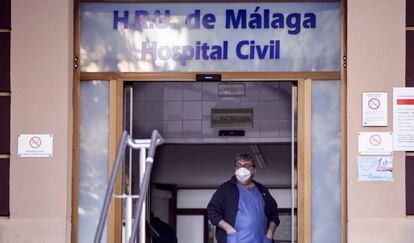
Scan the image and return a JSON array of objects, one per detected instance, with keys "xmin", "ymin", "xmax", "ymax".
[{"xmin": 235, "ymin": 167, "xmax": 251, "ymax": 182}]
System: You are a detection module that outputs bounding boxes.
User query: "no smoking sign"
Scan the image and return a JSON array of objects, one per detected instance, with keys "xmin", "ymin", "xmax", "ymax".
[
  {"xmin": 18, "ymin": 134, "xmax": 53, "ymax": 157},
  {"xmin": 362, "ymin": 92, "xmax": 388, "ymax": 126},
  {"xmin": 358, "ymin": 132, "xmax": 393, "ymax": 155},
  {"xmin": 368, "ymin": 98, "xmax": 381, "ymax": 110}
]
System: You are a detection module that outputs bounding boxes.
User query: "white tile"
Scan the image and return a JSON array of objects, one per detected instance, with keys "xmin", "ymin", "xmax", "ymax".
[
  {"xmin": 202, "ymin": 82, "xmax": 219, "ymax": 100},
  {"xmin": 133, "ymin": 83, "xmax": 164, "ymax": 101},
  {"xmin": 164, "ymin": 121, "xmax": 183, "ymax": 138},
  {"xmin": 261, "ymin": 82, "xmax": 280, "ymax": 100},
  {"xmin": 279, "ymin": 97, "xmax": 292, "ymax": 120},
  {"xmin": 134, "ymin": 101, "xmax": 164, "ymax": 120},
  {"xmin": 183, "ymin": 83, "xmax": 202, "ymax": 100},
  {"xmin": 164, "ymin": 101, "xmax": 183, "ymax": 120},
  {"xmin": 244, "ymin": 82, "xmax": 261, "ymax": 101},
  {"xmin": 202, "ymin": 101, "xmax": 219, "ymax": 119},
  {"xmin": 202, "ymin": 120, "xmax": 216, "ymax": 137},
  {"xmin": 219, "ymin": 100, "xmax": 241, "ymax": 108},
  {"xmin": 183, "ymin": 121, "xmax": 202, "ymax": 137},
  {"xmin": 183, "ymin": 101, "xmax": 202, "ymax": 120},
  {"xmin": 260, "ymin": 101, "xmax": 280, "ymax": 120},
  {"xmin": 164, "ymin": 83, "xmax": 183, "ymax": 101},
  {"xmin": 260, "ymin": 120, "xmax": 280, "ymax": 138},
  {"xmin": 279, "ymin": 120, "xmax": 292, "ymax": 138},
  {"xmin": 244, "ymin": 126, "xmax": 260, "ymax": 137}
]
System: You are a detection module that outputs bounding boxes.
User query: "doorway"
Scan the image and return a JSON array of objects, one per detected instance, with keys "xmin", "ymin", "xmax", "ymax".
[{"xmin": 123, "ymin": 81, "xmax": 297, "ymax": 243}]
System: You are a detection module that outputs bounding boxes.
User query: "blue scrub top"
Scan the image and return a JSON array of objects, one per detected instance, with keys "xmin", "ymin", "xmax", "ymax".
[{"xmin": 226, "ymin": 183, "xmax": 271, "ymax": 243}]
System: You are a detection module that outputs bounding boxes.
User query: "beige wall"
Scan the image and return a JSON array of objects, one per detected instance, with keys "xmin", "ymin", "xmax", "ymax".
[
  {"xmin": 1, "ymin": 0, "xmax": 414, "ymax": 242},
  {"xmin": 347, "ymin": 0, "xmax": 414, "ymax": 242},
  {"xmin": 0, "ymin": 0, "xmax": 73, "ymax": 242}
]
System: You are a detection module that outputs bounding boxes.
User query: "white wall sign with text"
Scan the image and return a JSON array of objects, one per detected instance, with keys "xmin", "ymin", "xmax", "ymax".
[
  {"xmin": 358, "ymin": 132, "xmax": 393, "ymax": 155},
  {"xmin": 362, "ymin": 92, "xmax": 387, "ymax": 126},
  {"xmin": 393, "ymin": 87, "xmax": 414, "ymax": 151},
  {"xmin": 18, "ymin": 134, "xmax": 53, "ymax": 157}
]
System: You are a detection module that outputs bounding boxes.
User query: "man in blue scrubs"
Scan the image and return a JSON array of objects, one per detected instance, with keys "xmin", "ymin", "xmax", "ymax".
[{"xmin": 207, "ymin": 153, "xmax": 280, "ymax": 243}]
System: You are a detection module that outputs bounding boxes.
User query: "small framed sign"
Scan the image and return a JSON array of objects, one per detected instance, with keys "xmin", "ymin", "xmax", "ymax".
[{"xmin": 18, "ymin": 134, "xmax": 53, "ymax": 157}]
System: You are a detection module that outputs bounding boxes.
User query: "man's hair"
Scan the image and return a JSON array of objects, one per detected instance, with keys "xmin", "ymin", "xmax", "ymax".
[{"xmin": 234, "ymin": 153, "xmax": 256, "ymax": 167}]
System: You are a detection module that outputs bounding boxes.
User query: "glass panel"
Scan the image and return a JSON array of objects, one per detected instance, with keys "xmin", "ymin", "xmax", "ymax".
[
  {"xmin": 311, "ymin": 80, "xmax": 341, "ymax": 243},
  {"xmin": 177, "ymin": 215, "xmax": 204, "ymax": 243},
  {"xmin": 78, "ymin": 80, "xmax": 109, "ymax": 243},
  {"xmin": 80, "ymin": 2, "xmax": 340, "ymax": 72}
]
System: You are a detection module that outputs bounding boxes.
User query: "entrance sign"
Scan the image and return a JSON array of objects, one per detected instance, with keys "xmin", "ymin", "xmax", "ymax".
[
  {"xmin": 80, "ymin": 2, "xmax": 340, "ymax": 72},
  {"xmin": 357, "ymin": 156, "xmax": 393, "ymax": 181},
  {"xmin": 358, "ymin": 132, "xmax": 393, "ymax": 155},
  {"xmin": 393, "ymin": 87, "xmax": 414, "ymax": 151},
  {"xmin": 362, "ymin": 92, "xmax": 388, "ymax": 126},
  {"xmin": 18, "ymin": 134, "xmax": 53, "ymax": 157}
]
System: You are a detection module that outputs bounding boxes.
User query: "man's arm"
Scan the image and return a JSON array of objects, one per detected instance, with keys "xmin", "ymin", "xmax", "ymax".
[
  {"xmin": 207, "ymin": 185, "xmax": 227, "ymax": 226},
  {"xmin": 218, "ymin": 220, "xmax": 237, "ymax": 234},
  {"xmin": 265, "ymin": 221, "xmax": 277, "ymax": 239}
]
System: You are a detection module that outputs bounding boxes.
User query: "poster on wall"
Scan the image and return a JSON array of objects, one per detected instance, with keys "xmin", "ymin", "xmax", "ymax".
[
  {"xmin": 358, "ymin": 132, "xmax": 393, "ymax": 155},
  {"xmin": 362, "ymin": 92, "xmax": 387, "ymax": 126},
  {"xmin": 357, "ymin": 156, "xmax": 393, "ymax": 181},
  {"xmin": 393, "ymin": 87, "xmax": 414, "ymax": 151}
]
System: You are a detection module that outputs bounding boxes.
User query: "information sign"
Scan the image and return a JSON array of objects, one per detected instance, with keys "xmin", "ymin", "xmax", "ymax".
[
  {"xmin": 18, "ymin": 134, "xmax": 53, "ymax": 157},
  {"xmin": 362, "ymin": 92, "xmax": 387, "ymax": 126}
]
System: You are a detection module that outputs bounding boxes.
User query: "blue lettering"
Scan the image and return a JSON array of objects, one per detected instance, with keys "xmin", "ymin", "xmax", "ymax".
[
  {"xmin": 286, "ymin": 13, "xmax": 301, "ymax": 34},
  {"xmin": 249, "ymin": 7, "xmax": 262, "ymax": 29},
  {"xmin": 226, "ymin": 9, "xmax": 247, "ymax": 29},
  {"xmin": 185, "ymin": 9, "xmax": 201, "ymax": 29},
  {"xmin": 158, "ymin": 46, "xmax": 171, "ymax": 60},
  {"xmin": 134, "ymin": 10, "xmax": 149, "ymax": 30},
  {"xmin": 202, "ymin": 13, "xmax": 216, "ymax": 29},
  {"xmin": 303, "ymin": 13, "xmax": 316, "ymax": 28},
  {"xmin": 236, "ymin": 40, "xmax": 249, "ymax": 59},
  {"xmin": 154, "ymin": 10, "xmax": 171, "ymax": 29},
  {"xmin": 271, "ymin": 13, "xmax": 284, "ymax": 28},
  {"xmin": 113, "ymin": 10, "xmax": 129, "ymax": 29},
  {"xmin": 141, "ymin": 41, "xmax": 157, "ymax": 61},
  {"xmin": 181, "ymin": 46, "xmax": 195, "ymax": 65}
]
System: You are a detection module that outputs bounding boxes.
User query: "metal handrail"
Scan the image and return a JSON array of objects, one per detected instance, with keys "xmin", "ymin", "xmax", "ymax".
[
  {"xmin": 128, "ymin": 130, "xmax": 163, "ymax": 243},
  {"xmin": 93, "ymin": 130, "xmax": 164, "ymax": 243}
]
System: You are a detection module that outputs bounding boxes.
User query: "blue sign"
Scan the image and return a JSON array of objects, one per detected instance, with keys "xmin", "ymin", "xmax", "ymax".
[{"xmin": 81, "ymin": 2, "xmax": 340, "ymax": 72}]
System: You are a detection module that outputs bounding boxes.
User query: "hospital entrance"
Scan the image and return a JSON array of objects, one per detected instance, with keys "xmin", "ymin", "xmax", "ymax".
[{"xmin": 124, "ymin": 81, "xmax": 297, "ymax": 243}]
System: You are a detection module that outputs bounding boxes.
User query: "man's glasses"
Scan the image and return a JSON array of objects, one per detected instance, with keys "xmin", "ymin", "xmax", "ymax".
[{"xmin": 235, "ymin": 164, "xmax": 254, "ymax": 169}]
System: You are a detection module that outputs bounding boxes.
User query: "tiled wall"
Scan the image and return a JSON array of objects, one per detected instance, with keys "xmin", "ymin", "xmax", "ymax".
[
  {"xmin": 0, "ymin": 0, "xmax": 10, "ymax": 216},
  {"xmin": 132, "ymin": 82, "xmax": 292, "ymax": 142},
  {"xmin": 406, "ymin": 0, "xmax": 414, "ymax": 215}
]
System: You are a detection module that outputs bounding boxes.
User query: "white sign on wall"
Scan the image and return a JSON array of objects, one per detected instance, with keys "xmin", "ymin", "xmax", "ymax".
[
  {"xmin": 362, "ymin": 92, "xmax": 387, "ymax": 126},
  {"xmin": 393, "ymin": 87, "xmax": 414, "ymax": 151},
  {"xmin": 358, "ymin": 132, "xmax": 393, "ymax": 155},
  {"xmin": 18, "ymin": 134, "xmax": 53, "ymax": 157}
]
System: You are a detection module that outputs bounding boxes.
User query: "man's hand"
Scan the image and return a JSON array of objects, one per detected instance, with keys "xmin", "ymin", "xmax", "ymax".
[
  {"xmin": 218, "ymin": 220, "xmax": 237, "ymax": 234},
  {"xmin": 265, "ymin": 221, "xmax": 277, "ymax": 239}
]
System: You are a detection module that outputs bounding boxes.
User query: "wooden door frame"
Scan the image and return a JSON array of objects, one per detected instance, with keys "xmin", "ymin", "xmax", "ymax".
[{"xmin": 73, "ymin": 75, "xmax": 341, "ymax": 243}]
